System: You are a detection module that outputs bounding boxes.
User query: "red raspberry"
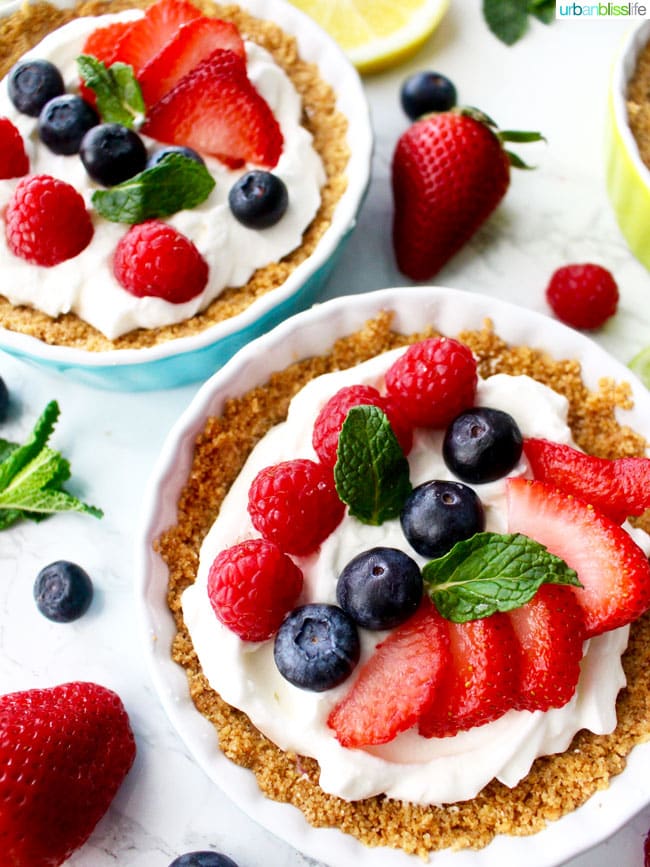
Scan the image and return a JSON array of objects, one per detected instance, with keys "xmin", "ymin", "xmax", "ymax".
[
  {"xmin": 312, "ymin": 384, "xmax": 413, "ymax": 466},
  {"xmin": 248, "ymin": 458, "xmax": 345, "ymax": 555},
  {"xmin": 208, "ymin": 538, "xmax": 303, "ymax": 641},
  {"xmin": 113, "ymin": 219, "xmax": 208, "ymax": 303},
  {"xmin": 5, "ymin": 174, "xmax": 93, "ymax": 266},
  {"xmin": 0, "ymin": 117, "xmax": 29, "ymax": 179},
  {"xmin": 384, "ymin": 337, "xmax": 477, "ymax": 428},
  {"xmin": 546, "ymin": 263, "xmax": 619, "ymax": 330}
]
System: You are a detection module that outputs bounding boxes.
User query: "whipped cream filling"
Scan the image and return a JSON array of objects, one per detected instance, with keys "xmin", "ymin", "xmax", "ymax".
[
  {"xmin": 183, "ymin": 349, "xmax": 649, "ymax": 805},
  {"xmin": 0, "ymin": 11, "xmax": 325, "ymax": 339}
]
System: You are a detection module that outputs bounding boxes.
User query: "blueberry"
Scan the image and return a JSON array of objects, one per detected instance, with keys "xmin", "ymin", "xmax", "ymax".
[
  {"xmin": 80, "ymin": 123, "xmax": 147, "ymax": 186},
  {"xmin": 33, "ymin": 560, "xmax": 93, "ymax": 623},
  {"xmin": 229, "ymin": 170, "xmax": 289, "ymax": 229},
  {"xmin": 0, "ymin": 376, "xmax": 9, "ymax": 423},
  {"xmin": 147, "ymin": 145, "xmax": 205, "ymax": 169},
  {"xmin": 400, "ymin": 480, "xmax": 485, "ymax": 559},
  {"xmin": 169, "ymin": 853, "xmax": 239, "ymax": 867},
  {"xmin": 8, "ymin": 59, "xmax": 64, "ymax": 117},
  {"xmin": 274, "ymin": 603, "xmax": 360, "ymax": 692},
  {"xmin": 38, "ymin": 94, "xmax": 99, "ymax": 155},
  {"xmin": 400, "ymin": 71, "xmax": 457, "ymax": 121},
  {"xmin": 442, "ymin": 407, "xmax": 523, "ymax": 484},
  {"xmin": 336, "ymin": 547, "xmax": 422, "ymax": 630}
]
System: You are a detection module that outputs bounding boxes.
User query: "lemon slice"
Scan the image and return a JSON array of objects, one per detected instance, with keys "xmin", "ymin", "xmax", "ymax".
[
  {"xmin": 629, "ymin": 346, "xmax": 650, "ymax": 389},
  {"xmin": 288, "ymin": 0, "xmax": 450, "ymax": 75}
]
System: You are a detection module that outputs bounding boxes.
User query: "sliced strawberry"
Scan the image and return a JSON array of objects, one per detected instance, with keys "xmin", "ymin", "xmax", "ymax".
[
  {"xmin": 524, "ymin": 437, "xmax": 650, "ymax": 525},
  {"xmin": 142, "ymin": 48, "xmax": 283, "ymax": 168},
  {"xmin": 78, "ymin": 20, "xmax": 135, "ymax": 105},
  {"xmin": 327, "ymin": 599, "xmax": 450, "ymax": 748},
  {"xmin": 507, "ymin": 477, "xmax": 650, "ymax": 638},
  {"xmin": 138, "ymin": 16, "xmax": 245, "ymax": 107},
  {"xmin": 113, "ymin": 0, "xmax": 203, "ymax": 75},
  {"xmin": 418, "ymin": 612, "xmax": 519, "ymax": 738},
  {"xmin": 508, "ymin": 584, "xmax": 586, "ymax": 712}
]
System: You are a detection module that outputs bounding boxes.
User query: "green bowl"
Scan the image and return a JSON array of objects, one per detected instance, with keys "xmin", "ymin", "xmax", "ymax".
[{"xmin": 606, "ymin": 20, "xmax": 650, "ymax": 271}]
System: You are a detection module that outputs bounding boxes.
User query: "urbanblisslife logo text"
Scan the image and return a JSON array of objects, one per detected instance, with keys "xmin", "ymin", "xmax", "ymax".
[{"xmin": 556, "ymin": 2, "xmax": 650, "ymax": 16}]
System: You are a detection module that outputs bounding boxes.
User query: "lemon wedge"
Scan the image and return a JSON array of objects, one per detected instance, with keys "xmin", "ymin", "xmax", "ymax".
[{"xmin": 287, "ymin": 0, "xmax": 450, "ymax": 75}]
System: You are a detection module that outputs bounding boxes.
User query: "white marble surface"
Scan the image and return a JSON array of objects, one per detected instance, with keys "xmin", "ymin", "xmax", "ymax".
[{"xmin": 2, "ymin": 2, "xmax": 650, "ymax": 866}]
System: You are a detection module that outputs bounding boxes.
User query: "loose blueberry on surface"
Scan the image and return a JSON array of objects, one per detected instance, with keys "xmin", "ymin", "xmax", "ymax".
[
  {"xmin": 400, "ymin": 71, "xmax": 457, "ymax": 121},
  {"xmin": 146, "ymin": 144, "xmax": 205, "ymax": 169},
  {"xmin": 274, "ymin": 603, "xmax": 360, "ymax": 692},
  {"xmin": 337, "ymin": 547, "xmax": 422, "ymax": 630},
  {"xmin": 38, "ymin": 94, "xmax": 99, "ymax": 155},
  {"xmin": 401, "ymin": 480, "xmax": 485, "ymax": 558},
  {"xmin": 8, "ymin": 59, "xmax": 64, "ymax": 117},
  {"xmin": 443, "ymin": 407, "xmax": 524, "ymax": 484},
  {"xmin": 169, "ymin": 853, "xmax": 239, "ymax": 867},
  {"xmin": 80, "ymin": 123, "xmax": 147, "ymax": 186},
  {"xmin": 0, "ymin": 376, "xmax": 9, "ymax": 423},
  {"xmin": 229, "ymin": 170, "xmax": 289, "ymax": 229},
  {"xmin": 33, "ymin": 560, "xmax": 93, "ymax": 623}
]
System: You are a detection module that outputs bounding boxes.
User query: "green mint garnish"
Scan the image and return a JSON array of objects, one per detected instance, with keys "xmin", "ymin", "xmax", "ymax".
[
  {"xmin": 92, "ymin": 153, "xmax": 216, "ymax": 224},
  {"xmin": 482, "ymin": 0, "xmax": 555, "ymax": 45},
  {"xmin": 334, "ymin": 405, "xmax": 412, "ymax": 526},
  {"xmin": 76, "ymin": 55, "xmax": 145, "ymax": 128},
  {"xmin": 0, "ymin": 401, "xmax": 103, "ymax": 530},
  {"xmin": 423, "ymin": 532, "xmax": 581, "ymax": 623}
]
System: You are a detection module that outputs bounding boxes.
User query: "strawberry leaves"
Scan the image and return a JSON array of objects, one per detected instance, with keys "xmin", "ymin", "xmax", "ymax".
[
  {"xmin": 423, "ymin": 532, "xmax": 581, "ymax": 623},
  {"xmin": 0, "ymin": 401, "xmax": 102, "ymax": 529}
]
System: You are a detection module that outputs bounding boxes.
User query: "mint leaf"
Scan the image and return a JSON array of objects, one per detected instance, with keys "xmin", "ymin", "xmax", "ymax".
[
  {"xmin": 334, "ymin": 405, "xmax": 412, "ymax": 525},
  {"xmin": 77, "ymin": 55, "xmax": 145, "ymax": 127},
  {"xmin": 0, "ymin": 401, "xmax": 102, "ymax": 528},
  {"xmin": 423, "ymin": 532, "xmax": 581, "ymax": 622},
  {"xmin": 92, "ymin": 153, "xmax": 216, "ymax": 223},
  {"xmin": 528, "ymin": 0, "xmax": 555, "ymax": 24},
  {"xmin": 483, "ymin": 0, "xmax": 528, "ymax": 45}
]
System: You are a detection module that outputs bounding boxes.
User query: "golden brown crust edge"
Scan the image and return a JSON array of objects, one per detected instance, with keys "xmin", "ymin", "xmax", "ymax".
[
  {"xmin": 158, "ymin": 312, "xmax": 650, "ymax": 859},
  {"xmin": 0, "ymin": 0, "xmax": 349, "ymax": 351}
]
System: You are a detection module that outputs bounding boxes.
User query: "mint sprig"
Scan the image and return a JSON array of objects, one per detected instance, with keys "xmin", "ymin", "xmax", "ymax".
[
  {"xmin": 77, "ymin": 55, "xmax": 145, "ymax": 128},
  {"xmin": 334, "ymin": 405, "xmax": 412, "ymax": 526},
  {"xmin": 423, "ymin": 532, "xmax": 580, "ymax": 623},
  {"xmin": 92, "ymin": 153, "xmax": 216, "ymax": 223},
  {"xmin": 0, "ymin": 401, "xmax": 103, "ymax": 529},
  {"xmin": 482, "ymin": 0, "xmax": 555, "ymax": 45}
]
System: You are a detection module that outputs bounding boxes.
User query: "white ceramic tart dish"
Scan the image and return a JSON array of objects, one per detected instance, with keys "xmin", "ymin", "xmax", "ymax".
[
  {"xmin": 137, "ymin": 286, "xmax": 650, "ymax": 867},
  {"xmin": 0, "ymin": 0, "xmax": 372, "ymax": 390}
]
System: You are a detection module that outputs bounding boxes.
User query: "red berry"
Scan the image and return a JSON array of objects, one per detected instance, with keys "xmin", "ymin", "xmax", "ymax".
[
  {"xmin": 392, "ymin": 111, "xmax": 510, "ymax": 280},
  {"xmin": 79, "ymin": 20, "xmax": 134, "ymax": 105},
  {"xmin": 113, "ymin": 219, "xmax": 208, "ymax": 303},
  {"xmin": 247, "ymin": 458, "xmax": 345, "ymax": 556},
  {"xmin": 142, "ymin": 48, "xmax": 283, "ymax": 168},
  {"xmin": 0, "ymin": 117, "xmax": 29, "ymax": 178},
  {"xmin": 545, "ymin": 263, "xmax": 619, "ymax": 330},
  {"xmin": 524, "ymin": 437, "xmax": 650, "ymax": 525},
  {"xmin": 0, "ymin": 681, "xmax": 135, "ymax": 867},
  {"xmin": 312, "ymin": 384, "xmax": 413, "ymax": 466},
  {"xmin": 507, "ymin": 477, "xmax": 650, "ymax": 638},
  {"xmin": 384, "ymin": 337, "xmax": 477, "ymax": 428},
  {"xmin": 5, "ymin": 174, "xmax": 93, "ymax": 266},
  {"xmin": 138, "ymin": 16, "xmax": 245, "ymax": 106},
  {"xmin": 327, "ymin": 599, "xmax": 450, "ymax": 747},
  {"xmin": 207, "ymin": 538, "xmax": 303, "ymax": 641},
  {"xmin": 418, "ymin": 612, "xmax": 519, "ymax": 738},
  {"xmin": 111, "ymin": 0, "xmax": 202, "ymax": 75},
  {"xmin": 508, "ymin": 584, "xmax": 586, "ymax": 713}
]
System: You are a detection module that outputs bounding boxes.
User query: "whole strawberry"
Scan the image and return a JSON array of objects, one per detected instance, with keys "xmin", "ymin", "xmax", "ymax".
[
  {"xmin": 392, "ymin": 108, "xmax": 542, "ymax": 280},
  {"xmin": 0, "ymin": 681, "xmax": 136, "ymax": 867}
]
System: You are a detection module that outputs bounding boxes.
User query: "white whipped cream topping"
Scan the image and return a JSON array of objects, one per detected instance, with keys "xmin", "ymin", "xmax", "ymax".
[
  {"xmin": 183, "ymin": 349, "xmax": 647, "ymax": 805},
  {"xmin": 0, "ymin": 11, "xmax": 325, "ymax": 339}
]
